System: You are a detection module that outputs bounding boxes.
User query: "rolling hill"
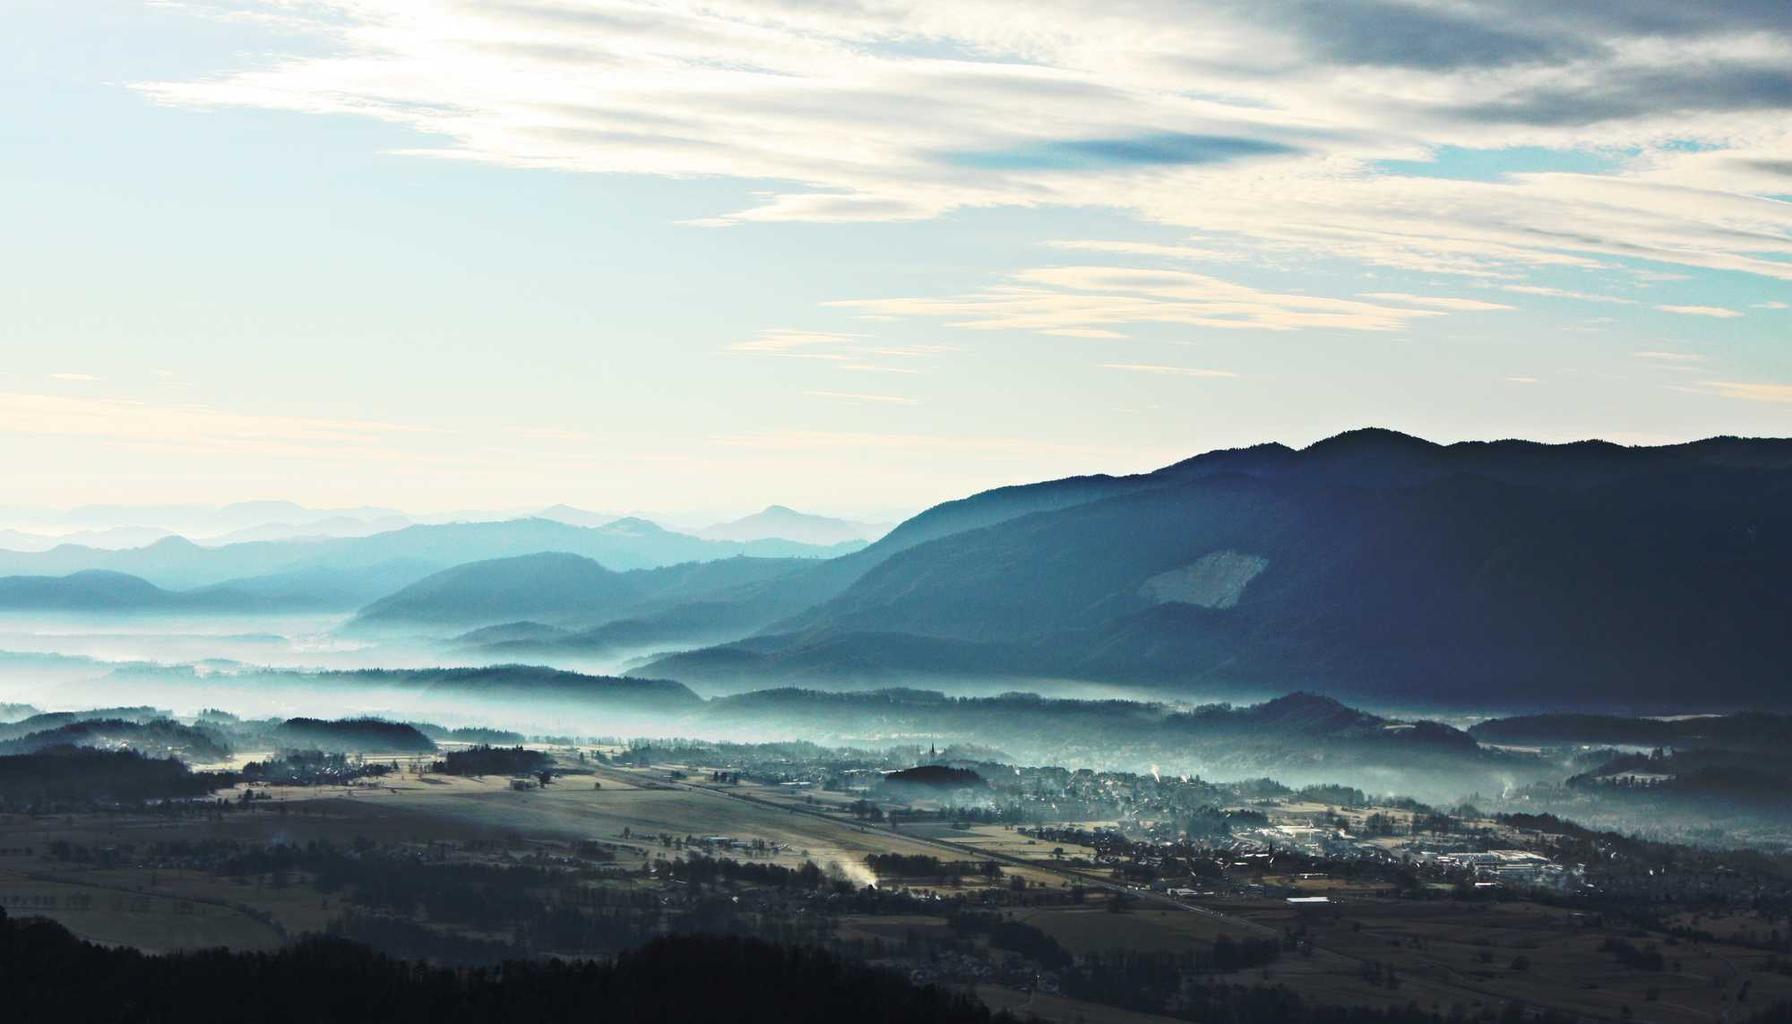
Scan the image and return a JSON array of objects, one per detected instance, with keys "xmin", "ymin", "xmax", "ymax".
[
  {"xmin": 354, "ymin": 552, "xmax": 647, "ymax": 627},
  {"xmin": 352, "ymin": 553, "xmax": 816, "ymax": 630},
  {"xmin": 0, "ymin": 570, "xmax": 269, "ymax": 613}
]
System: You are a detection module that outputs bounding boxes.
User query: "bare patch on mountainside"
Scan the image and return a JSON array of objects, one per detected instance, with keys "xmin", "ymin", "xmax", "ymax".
[{"xmin": 1139, "ymin": 551, "xmax": 1268, "ymax": 609}]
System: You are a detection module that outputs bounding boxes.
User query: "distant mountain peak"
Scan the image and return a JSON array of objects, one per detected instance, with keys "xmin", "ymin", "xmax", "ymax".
[
  {"xmin": 535, "ymin": 504, "xmax": 620, "ymax": 528},
  {"xmin": 600, "ymin": 516, "xmax": 673, "ymax": 536},
  {"xmin": 1304, "ymin": 427, "xmax": 1440, "ymax": 454},
  {"xmin": 1255, "ymin": 692, "xmax": 1356, "ymax": 716},
  {"xmin": 697, "ymin": 506, "xmax": 886, "ymax": 546}
]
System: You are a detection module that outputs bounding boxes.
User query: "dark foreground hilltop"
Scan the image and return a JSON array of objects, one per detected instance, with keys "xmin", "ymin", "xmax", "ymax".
[{"xmin": 0, "ymin": 911, "xmax": 1001, "ymax": 1024}]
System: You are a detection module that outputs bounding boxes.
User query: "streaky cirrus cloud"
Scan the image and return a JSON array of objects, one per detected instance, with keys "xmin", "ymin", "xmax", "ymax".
[
  {"xmin": 134, "ymin": 0, "xmax": 1792, "ymax": 292},
  {"xmin": 1101, "ymin": 363, "xmax": 1239, "ymax": 378},
  {"xmin": 1360, "ymin": 293, "xmax": 1516, "ymax": 311},
  {"xmin": 1657, "ymin": 304, "xmax": 1744, "ymax": 318},
  {"xmin": 729, "ymin": 329, "xmax": 953, "ymax": 376},
  {"xmin": 728, "ymin": 329, "xmax": 864, "ymax": 353},
  {"xmin": 1696, "ymin": 380, "xmax": 1792, "ymax": 403},
  {"xmin": 829, "ymin": 265, "xmax": 1505, "ymax": 336},
  {"xmin": 1498, "ymin": 284, "xmax": 1636, "ymax": 305},
  {"xmin": 803, "ymin": 390, "xmax": 920, "ymax": 405}
]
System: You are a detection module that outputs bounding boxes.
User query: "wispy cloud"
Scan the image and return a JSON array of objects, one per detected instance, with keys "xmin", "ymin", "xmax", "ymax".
[
  {"xmin": 1500, "ymin": 284, "xmax": 1636, "ymax": 305},
  {"xmin": 1360, "ymin": 292, "xmax": 1515, "ymax": 312},
  {"xmin": 1044, "ymin": 240, "xmax": 1237, "ymax": 262},
  {"xmin": 1101, "ymin": 363, "xmax": 1238, "ymax": 379},
  {"xmin": 1657, "ymin": 304, "xmax": 1744, "ymax": 318},
  {"xmin": 1696, "ymin": 380, "xmax": 1792, "ymax": 403},
  {"xmin": 710, "ymin": 430, "xmax": 1122, "ymax": 460},
  {"xmin": 135, "ymin": 1, "xmax": 1792, "ymax": 289},
  {"xmin": 510, "ymin": 425, "xmax": 594, "ymax": 443},
  {"xmin": 803, "ymin": 390, "xmax": 919, "ymax": 406},
  {"xmin": 729, "ymin": 330, "xmax": 949, "ymax": 375},
  {"xmin": 832, "ymin": 265, "xmax": 1463, "ymax": 336},
  {"xmin": 1632, "ymin": 350, "xmax": 1705, "ymax": 363},
  {"xmin": 839, "ymin": 363, "xmax": 922, "ymax": 374},
  {"xmin": 728, "ymin": 329, "xmax": 862, "ymax": 353},
  {"xmin": 49, "ymin": 372, "xmax": 99, "ymax": 382}
]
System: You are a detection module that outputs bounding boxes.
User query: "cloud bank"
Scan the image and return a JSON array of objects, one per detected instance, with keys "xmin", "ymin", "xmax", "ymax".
[{"xmin": 137, "ymin": 0, "xmax": 1792, "ymax": 287}]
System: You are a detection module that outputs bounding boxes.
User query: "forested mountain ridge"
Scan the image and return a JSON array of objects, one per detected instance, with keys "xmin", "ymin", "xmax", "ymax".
[{"xmin": 645, "ymin": 430, "xmax": 1792, "ymax": 709}]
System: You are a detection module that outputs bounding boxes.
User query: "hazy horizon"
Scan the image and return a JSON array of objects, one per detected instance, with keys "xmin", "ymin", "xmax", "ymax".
[{"xmin": 3, "ymin": 425, "xmax": 1785, "ymax": 530}]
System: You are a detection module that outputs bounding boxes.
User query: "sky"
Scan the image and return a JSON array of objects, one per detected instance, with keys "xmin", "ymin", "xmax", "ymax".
[{"xmin": 2, "ymin": 0, "xmax": 1789, "ymax": 518}]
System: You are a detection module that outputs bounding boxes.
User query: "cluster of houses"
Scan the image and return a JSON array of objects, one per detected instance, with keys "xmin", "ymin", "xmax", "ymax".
[{"xmin": 1416, "ymin": 848, "xmax": 1581, "ymax": 888}]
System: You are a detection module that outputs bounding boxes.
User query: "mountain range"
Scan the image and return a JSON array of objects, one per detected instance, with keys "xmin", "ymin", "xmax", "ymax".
[
  {"xmin": 0, "ymin": 518, "xmax": 863, "ymax": 608},
  {"xmin": 638, "ymin": 429, "xmax": 1792, "ymax": 709},
  {"xmin": 7, "ymin": 429, "xmax": 1791, "ymax": 712}
]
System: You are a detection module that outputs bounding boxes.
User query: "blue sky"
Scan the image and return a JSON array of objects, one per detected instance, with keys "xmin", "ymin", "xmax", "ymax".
[{"xmin": 2, "ymin": 1, "xmax": 1789, "ymax": 517}]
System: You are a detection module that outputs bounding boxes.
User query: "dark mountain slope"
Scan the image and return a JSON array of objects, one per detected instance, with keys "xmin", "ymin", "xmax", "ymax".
[
  {"xmin": 0, "ymin": 570, "xmax": 273, "ymax": 613},
  {"xmin": 745, "ymin": 470, "xmax": 1173, "ymax": 629},
  {"xmin": 647, "ymin": 431, "xmax": 1792, "ymax": 709},
  {"xmin": 0, "ymin": 570, "xmax": 176, "ymax": 610},
  {"xmin": 354, "ymin": 553, "xmax": 646, "ymax": 627},
  {"xmin": 450, "ymin": 443, "xmax": 1323, "ymax": 647}
]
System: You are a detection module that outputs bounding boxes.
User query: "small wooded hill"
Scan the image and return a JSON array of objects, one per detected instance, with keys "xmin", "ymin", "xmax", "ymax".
[
  {"xmin": 648, "ymin": 430, "xmax": 1792, "ymax": 709},
  {"xmin": 0, "ymin": 747, "xmax": 234, "ymax": 810},
  {"xmin": 0, "ymin": 718, "xmax": 229, "ymax": 761},
  {"xmin": 270, "ymin": 718, "xmax": 437, "ymax": 753},
  {"xmin": 882, "ymin": 764, "xmax": 985, "ymax": 788},
  {"xmin": 0, "ymin": 707, "xmax": 168, "ymax": 742}
]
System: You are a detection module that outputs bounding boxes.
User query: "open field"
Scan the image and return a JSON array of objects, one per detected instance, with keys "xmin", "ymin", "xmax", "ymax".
[
  {"xmin": 1206, "ymin": 895, "xmax": 1792, "ymax": 1022},
  {"xmin": 976, "ymin": 983, "xmax": 1188, "ymax": 1024},
  {"xmin": 0, "ymin": 868, "xmax": 286, "ymax": 952}
]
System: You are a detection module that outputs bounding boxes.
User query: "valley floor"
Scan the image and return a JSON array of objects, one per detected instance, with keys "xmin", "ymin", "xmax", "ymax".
[{"xmin": 6, "ymin": 747, "xmax": 1789, "ymax": 1024}]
